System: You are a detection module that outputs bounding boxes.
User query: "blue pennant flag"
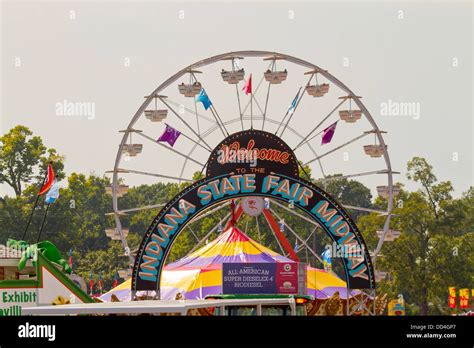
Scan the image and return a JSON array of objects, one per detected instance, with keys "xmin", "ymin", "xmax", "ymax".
[
  {"xmin": 279, "ymin": 220, "xmax": 285, "ymax": 232},
  {"xmin": 322, "ymin": 248, "xmax": 332, "ymax": 271},
  {"xmin": 322, "ymin": 248, "xmax": 332, "ymax": 263},
  {"xmin": 196, "ymin": 89, "xmax": 212, "ymax": 110},
  {"xmin": 45, "ymin": 179, "xmax": 59, "ymax": 204},
  {"xmin": 288, "ymin": 90, "xmax": 300, "ymax": 114},
  {"xmin": 264, "ymin": 198, "xmax": 270, "ymax": 209}
]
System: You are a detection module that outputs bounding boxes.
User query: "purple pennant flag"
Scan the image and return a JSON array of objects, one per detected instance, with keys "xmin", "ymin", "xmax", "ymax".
[
  {"xmin": 157, "ymin": 124, "xmax": 181, "ymax": 147},
  {"xmin": 321, "ymin": 121, "xmax": 337, "ymax": 145}
]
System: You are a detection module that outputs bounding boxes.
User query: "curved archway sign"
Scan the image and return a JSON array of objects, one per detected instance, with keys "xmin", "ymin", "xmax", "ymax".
[{"xmin": 132, "ymin": 130, "xmax": 375, "ymax": 296}]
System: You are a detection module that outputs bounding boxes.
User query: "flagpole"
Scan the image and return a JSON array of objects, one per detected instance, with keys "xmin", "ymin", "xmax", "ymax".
[
  {"xmin": 235, "ymin": 84, "xmax": 244, "ymax": 131},
  {"xmin": 280, "ymin": 87, "xmax": 304, "ymax": 137},
  {"xmin": 275, "ymin": 87, "xmax": 302, "ymax": 136},
  {"xmin": 250, "ymin": 93, "xmax": 253, "ymax": 130},
  {"xmin": 21, "ymin": 163, "xmax": 50, "ymax": 241},
  {"xmin": 294, "ymin": 128, "xmax": 326, "ymax": 151},
  {"xmin": 293, "ymin": 98, "xmax": 346, "ymax": 151},
  {"xmin": 209, "ymin": 106, "xmax": 229, "ymax": 137},
  {"xmin": 262, "ymin": 83, "xmax": 271, "ymax": 130},
  {"xmin": 180, "ymin": 132, "xmax": 211, "ymax": 152},
  {"xmin": 36, "ymin": 203, "xmax": 50, "ymax": 243},
  {"xmin": 193, "ymin": 99, "xmax": 201, "ymax": 136}
]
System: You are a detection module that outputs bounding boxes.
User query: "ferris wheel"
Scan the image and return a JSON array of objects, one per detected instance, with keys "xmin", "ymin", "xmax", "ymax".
[{"xmin": 105, "ymin": 51, "xmax": 398, "ymax": 283}]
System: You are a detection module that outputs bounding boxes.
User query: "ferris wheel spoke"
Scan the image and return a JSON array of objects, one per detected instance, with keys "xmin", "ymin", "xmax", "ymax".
[
  {"xmin": 278, "ymin": 86, "xmax": 305, "ymax": 138},
  {"xmin": 187, "ymin": 225, "xmax": 200, "ymax": 242},
  {"xmin": 177, "ymin": 118, "xmax": 232, "ymax": 184},
  {"xmin": 295, "ymin": 228, "xmax": 316, "ymax": 254},
  {"xmin": 303, "ymin": 132, "xmax": 370, "ymax": 166},
  {"xmin": 116, "ymin": 168, "xmax": 194, "ymax": 182},
  {"xmin": 193, "ymin": 99, "xmax": 201, "ymax": 136},
  {"xmin": 106, "ymin": 203, "xmax": 166, "ymax": 216},
  {"xmin": 314, "ymin": 169, "xmax": 397, "ymax": 184},
  {"xmin": 165, "ymin": 99, "xmax": 216, "ymax": 123},
  {"xmin": 241, "ymin": 64, "xmax": 270, "ymax": 115},
  {"xmin": 341, "ymin": 204, "xmax": 388, "ymax": 215},
  {"xmin": 278, "ymin": 72, "xmax": 313, "ymax": 137},
  {"xmin": 185, "ymin": 211, "xmax": 232, "ymax": 256},
  {"xmin": 177, "ymin": 144, "xmax": 200, "ymax": 185},
  {"xmin": 159, "ymin": 97, "xmax": 214, "ymax": 149},
  {"xmin": 134, "ymin": 131, "xmax": 206, "ymax": 166},
  {"xmin": 269, "ymin": 208, "xmax": 324, "ymax": 266},
  {"xmin": 235, "ymin": 84, "xmax": 244, "ymax": 131},
  {"xmin": 255, "ymin": 216, "xmax": 262, "ymax": 242},
  {"xmin": 251, "ymin": 95, "xmax": 265, "ymax": 116},
  {"xmin": 263, "ymin": 117, "xmax": 327, "ymax": 177},
  {"xmin": 188, "ymin": 200, "xmax": 232, "ymax": 224},
  {"xmin": 261, "ymin": 83, "xmax": 272, "ymax": 131},
  {"xmin": 271, "ymin": 199, "xmax": 321, "ymax": 227},
  {"xmin": 293, "ymin": 98, "xmax": 347, "ymax": 151},
  {"xmin": 208, "ymin": 104, "xmax": 230, "ymax": 137},
  {"xmin": 262, "ymin": 216, "xmax": 288, "ymax": 257}
]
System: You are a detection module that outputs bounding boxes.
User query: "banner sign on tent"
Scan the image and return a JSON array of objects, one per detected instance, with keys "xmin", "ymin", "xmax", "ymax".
[
  {"xmin": 223, "ymin": 263, "xmax": 277, "ymax": 294},
  {"xmin": 222, "ymin": 262, "xmax": 301, "ymax": 295}
]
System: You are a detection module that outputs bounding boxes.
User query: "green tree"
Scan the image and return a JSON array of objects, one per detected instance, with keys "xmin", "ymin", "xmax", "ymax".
[
  {"xmin": 321, "ymin": 175, "xmax": 373, "ymax": 221},
  {"xmin": 358, "ymin": 157, "xmax": 473, "ymax": 315},
  {"xmin": 75, "ymin": 241, "xmax": 129, "ymax": 292},
  {"xmin": 298, "ymin": 161, "xmax": 312, "ymax": 181},
  {"xmin": 0, "ymin": 125, "xmax": 64, "ymax": 197},
  {"xmin": 0, "ymin": 195, "xmax": 29, "ymax": 242},
  {"xmin": 41, "ymin": 173, "xmax": 111, "ymax": 253}
]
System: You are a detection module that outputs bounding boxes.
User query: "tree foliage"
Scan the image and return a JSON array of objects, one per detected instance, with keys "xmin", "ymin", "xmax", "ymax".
[
  {"xmin": 358, "ymin": 157, "xmax": 473, "ymax": 315},
  {"xmin": 0, "ymin": 125, "xmax": 64, "ymax": 196}
]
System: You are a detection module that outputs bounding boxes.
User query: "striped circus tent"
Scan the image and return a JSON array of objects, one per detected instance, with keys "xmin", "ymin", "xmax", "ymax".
[{"xmin": 101, "ymin": 226, "xmax": 353, "ymax": 302}]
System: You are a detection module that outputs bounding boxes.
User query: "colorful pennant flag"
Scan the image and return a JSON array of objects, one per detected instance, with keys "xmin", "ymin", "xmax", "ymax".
[
  {"xmin": 196, "ymin": 89, "xmax": 213, "ymax": 110},
  {"xmin": 157, "ymin": 124, "xmax": 181, "ymax": 147},
  {"xmin": 242, "ymin": 74, "xmax": 252, "ymax": 95},
  {"xmin": 322, "ymin": 248, "xmax": 332, "ymax": 272},
  {"xmin": 448, "ymin": 287, "xmax": 457, "ymax": 309},
  {"xmin": 288, "ymin": 90, "xmax": 300, "ymax": 114},
  {"xmin": 459, "ymin": 288, "xmax": 470, "ymax": 309},
  {"xmin": 98, "ymin": 272, "xmax": 103, "ymax": 293},
  {"xmin": 264, "ymin": 198, "xmax": 270, "ymax": 209},
  {"xmin": 321, "ymin": 121, "xmax": 338, "ymax": 145},
  {"xmin": 68, "ymin": 248, "xmax": 73, "ymax": 270},
  {"xmin": 89, "ymin": 272, "xmax": 94, "ymax": 293},
  {"xmin": 38, "ymin": 163, "xmax": 55, "ymax": 195},
  {"xmin": 45, "ymin": 179, "xmax": 60, "ymax": 204},
  {"xmin": 113, "ymin": 271, "xmax": 119, "ymax": 288}
]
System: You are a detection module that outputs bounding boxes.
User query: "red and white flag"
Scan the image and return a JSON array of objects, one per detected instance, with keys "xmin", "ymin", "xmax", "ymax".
[
  {"xmin": 242, "ymin": 74, "xmax": 252, "ymax": 95},
  {"xmin": 38, "ymin": 163, "xmax": 55, "ymax": 195}
]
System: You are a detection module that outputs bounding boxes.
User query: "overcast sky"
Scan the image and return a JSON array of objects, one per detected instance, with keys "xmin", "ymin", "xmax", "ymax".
[{"xmin": 1, "ymin": 1, "xmax": 472, "ymax": 200}]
